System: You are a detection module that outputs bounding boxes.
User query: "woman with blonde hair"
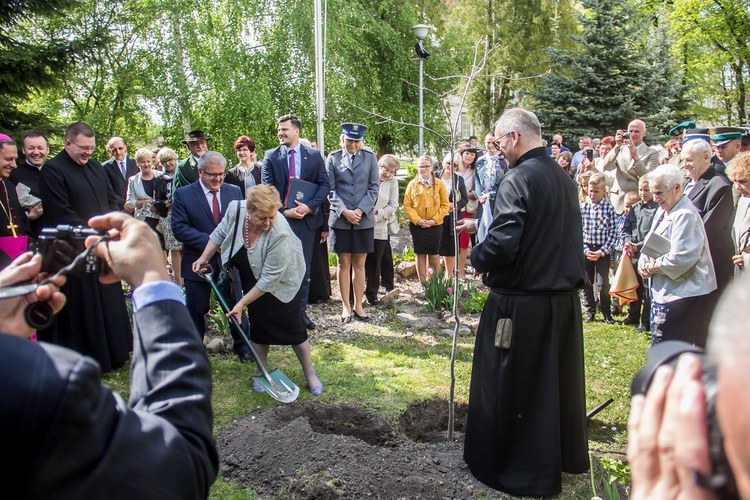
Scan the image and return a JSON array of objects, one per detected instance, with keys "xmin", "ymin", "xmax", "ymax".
[
  {"xmin": 403, "ymin": 155, "xmax": 450, "ymax": 284},
  {"xmin": 193, "ymin": 185, "xmax": 322, "ymax": 395},
  {"xmin": 127, "ymin": 147, "xmax": 164, "ymax": 249},
  {"xmin": 438, "ymin": 151, "xmax": 468, "ymax": 276}
]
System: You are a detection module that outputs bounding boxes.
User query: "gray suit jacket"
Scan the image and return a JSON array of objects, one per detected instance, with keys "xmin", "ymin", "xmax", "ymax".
[
  {"xmin": 0, "ymin": 297, "xmax": 217, "ymax": 499},
  {"xmin": 326, "ymin": 148, "xmax": 379, "ymax": 230}
]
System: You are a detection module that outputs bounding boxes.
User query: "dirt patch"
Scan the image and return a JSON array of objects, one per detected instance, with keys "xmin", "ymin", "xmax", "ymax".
[
  {"xmin": 217, "ymin": 399, "xmax": 499, "ymax": 499},
  {"xmin": 398, "ymin": 398, "xmax": 468, "ymax": 444}
]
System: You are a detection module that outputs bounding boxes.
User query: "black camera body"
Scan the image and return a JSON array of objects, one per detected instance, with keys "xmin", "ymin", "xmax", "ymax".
[
  {"xmin": 632, "ymin": 341, "xmax": 737, "ymax": 497},
  {"xmin": 622, "ymin": 132, "xmax": 631, "ymax": 140},
  {"xmin": 38, "ymin": 225, "xmax": 107, "ymax": 275}
]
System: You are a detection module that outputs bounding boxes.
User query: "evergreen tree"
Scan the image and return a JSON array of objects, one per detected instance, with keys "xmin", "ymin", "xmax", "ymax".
[
  {"xmin": 532, "ymin": 0, "xmax": 685, "ymax": 139},
  {"xmin": 0, "ymin": 0, "xmax": 107, "ymax": 135}
]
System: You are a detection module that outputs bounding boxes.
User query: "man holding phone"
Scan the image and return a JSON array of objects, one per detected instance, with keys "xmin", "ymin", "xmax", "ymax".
[{"xmin": 601, "ymin": 119, "xmax": 660, "ymax": 214}]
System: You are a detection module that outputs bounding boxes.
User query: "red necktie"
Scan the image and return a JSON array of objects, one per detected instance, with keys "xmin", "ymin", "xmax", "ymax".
[
  {"xmin": 289, "ymin": 149, "xmax": 296, "ymax": 178},
  {"xmin": 211, "ymin": 191, "xmax": 220, "ymax": 225}
]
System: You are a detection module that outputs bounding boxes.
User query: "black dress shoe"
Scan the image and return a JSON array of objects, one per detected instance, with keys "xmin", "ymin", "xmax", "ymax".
[
  {"xmin": 602, "ymin": 315, "xmax": 615, "ymax": 324},
  {"xmin": 341, "ymin": 315, "xmax": 352, "ymax": 324},
  {"xmin": 302, "ymin": 312, "xmax": 316, "ymax": 330},
  {"xmin": 585, "ymin": 312, "xmax": 596, "ymax": 323},
  {"xmin": 238, "ymin": 352, "xmax": 255, "ymax": 363},
  {"xmin": 635, "ymin": 324, "xmax": 650, "ymax": 333},
  {"xmin": 353, "ymin": 311, "xmax": 370, "ymax": 322},
  {"xmin": 367, "ymin": 297, "xmax": 380, "ymax": 306},
  {"xmin": 622, "ymin": 316, "xmax": 639, "ymax": 325}
]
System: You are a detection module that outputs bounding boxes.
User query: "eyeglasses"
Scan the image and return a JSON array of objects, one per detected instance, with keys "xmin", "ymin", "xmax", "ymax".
[
  {"xmin": 200, "ymin": 171, "xmax": 226, "ymax": 179},
  {"xmin": 71, "ymin": 141, "xmax": 96, "ymax": 153},
  {"xmin": 417, "ymin": 165, "xmax": 432, "ymax": 170},
  {"xmin": 492, "ymin": 131, "xmax": 516, "ymax": 151}
]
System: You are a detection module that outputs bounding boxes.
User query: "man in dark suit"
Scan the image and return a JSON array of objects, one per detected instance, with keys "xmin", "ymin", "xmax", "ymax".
[
  {"xmin": 101, "ymin": 136, "xmax": 138, "ymax": 212},
  {"xmin": 171, "ymin": 150, "xmax": 252, "ymax": 362},
  {"xmin": 262, "ymin": 114, "xmax": 330, "ymax": 329},
  {"xmin": 0, "ymin": 212, "xmax": 217, "ymax": 499},
  {"xmin": 681, "ymin": 138, "xmax": 734, "ymax": 346}
]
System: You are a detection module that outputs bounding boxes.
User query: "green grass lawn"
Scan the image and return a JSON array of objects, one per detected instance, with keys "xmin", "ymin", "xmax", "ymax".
[{"xmin": 102, "ymin": 309, "xmax": 649, "ymax": 499}]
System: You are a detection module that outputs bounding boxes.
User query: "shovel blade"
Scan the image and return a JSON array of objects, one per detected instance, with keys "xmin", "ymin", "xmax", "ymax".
[{"xmin": 253, "ymin": 368, "xmax": 300, "ymax": 403}]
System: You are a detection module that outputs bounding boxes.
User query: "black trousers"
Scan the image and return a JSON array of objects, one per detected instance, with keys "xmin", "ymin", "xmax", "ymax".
[
  {"xmin": 365, "ymin": 238, "xmax": 395, "ymax": 301},
  {"xmin": 627, "ymin": 272, "xmax": 651, "ymax": 326},
  {"xmin": 582, "ymin": 254, "xmax": 611, "ymax": 315},
  {"xmin": 287, "ymin": 218, "xmax": 317, "ymax": 312}
]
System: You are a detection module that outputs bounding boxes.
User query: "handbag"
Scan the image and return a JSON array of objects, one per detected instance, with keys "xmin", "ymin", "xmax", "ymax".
[
  {"xmin": 216, "ymin": 202, "xmax": 242, "ymax": 296},
  {"xmin": 388, "ymin": 214, "xmax": 400, "ymax": 236}
]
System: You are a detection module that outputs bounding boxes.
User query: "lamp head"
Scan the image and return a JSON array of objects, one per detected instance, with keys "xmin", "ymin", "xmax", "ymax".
[{"xmin": 412, "ymin": 24, "xmax": 430, "ymax": 41}]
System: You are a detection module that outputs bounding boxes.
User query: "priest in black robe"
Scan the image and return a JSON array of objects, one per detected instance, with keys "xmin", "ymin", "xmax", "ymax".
[
  {"xmin": 37, "ymin": 122, "xmax": 132, "ymax": 373},
  {"xmin": 457, "ymin": 108, "xmax": 589, "ymax": 496}
]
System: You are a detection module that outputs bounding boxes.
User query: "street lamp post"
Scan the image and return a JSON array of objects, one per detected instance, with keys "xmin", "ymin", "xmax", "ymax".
[{"xmin": 412, "ymin": 24, "xmax": 430, "ymax": 157}]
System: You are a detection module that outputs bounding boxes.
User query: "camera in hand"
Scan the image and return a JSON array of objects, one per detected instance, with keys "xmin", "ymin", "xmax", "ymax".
[
  {"xmin": 632, "ymin": 341, "xmax": 737, "ymax": 497},
  {"xmin": 622, "ymin": 132, "xmax": 631, "ymax": 140},
  {"xmin": 38, "ymin": 225, "xmax": 107, "ymax": 275},
  {"xmin": 585, "ymin": 148, "xmax": 595, "ymax": 162}
]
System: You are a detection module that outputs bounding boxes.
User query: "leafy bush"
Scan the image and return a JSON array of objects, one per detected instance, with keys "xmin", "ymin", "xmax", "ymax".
[{"xmin": 393, "ymin": 245, "xmax": 416, "ymax": 265}]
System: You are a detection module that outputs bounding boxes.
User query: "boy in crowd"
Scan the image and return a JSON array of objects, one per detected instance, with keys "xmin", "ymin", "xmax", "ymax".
[
  {"xmin": 610, "ymin": 191, "xmax": 640, "ymax": 315},
  {"xmin": 581, "ymin": 173, "xmax": 617, "ymax": 323},
  {"xmin": 621, "ymin": 177, "xmax": 659, "ymax": 331}
]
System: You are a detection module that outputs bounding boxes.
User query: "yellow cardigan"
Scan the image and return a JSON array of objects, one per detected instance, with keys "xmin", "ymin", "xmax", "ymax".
[{"xmin": 403, "ymin": 175, "xmax": 450, "ymax": 225}]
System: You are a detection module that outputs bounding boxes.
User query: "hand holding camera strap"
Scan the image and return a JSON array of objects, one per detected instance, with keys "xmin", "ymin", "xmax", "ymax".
[{"xmin": 0, "ymin": 234, "xmax": 111, "ymax": 329}]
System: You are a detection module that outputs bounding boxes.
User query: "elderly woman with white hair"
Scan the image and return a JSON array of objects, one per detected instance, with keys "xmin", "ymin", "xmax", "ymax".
[
  {"xmin": 638, "ymin": 164, "xmax": 717, "ymax": 346},
  {"xmin": 438, "ymin": 151, "xmax": 468, "ymax": 275}
]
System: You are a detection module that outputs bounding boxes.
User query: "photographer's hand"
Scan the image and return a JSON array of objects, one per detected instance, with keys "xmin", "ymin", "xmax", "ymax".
[
  {"xmin": 85, "ymin": 212, "xmax": 170, "ymax": 289},
  {"xmin": 628, "ymin": 355, "xmax": 716, "ymax": 500},
  {"xmin": 0, "ymin": 252, "xmax": 66, "ymax": 338}
]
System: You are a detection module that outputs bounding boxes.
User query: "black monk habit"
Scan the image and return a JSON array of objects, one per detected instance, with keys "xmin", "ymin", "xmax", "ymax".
[
  {"xmin": 37, "ymin": 149, "xmax": 132, "ymax": 373},
  {"xmin": 463, "ymin": 146, "xmax": 588, "ymax": 496}
]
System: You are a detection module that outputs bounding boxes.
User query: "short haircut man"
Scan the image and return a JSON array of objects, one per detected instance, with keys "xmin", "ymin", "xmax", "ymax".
[
  {"xmin": 101, "ymin": 135, "xmax": 138, "ymax": 211},
  {"xmin": 37, "ymin": 122, "xmax": 132, "ymax": 372},
  {"xmin": 601, "ymin": 119, "xmax": 660, "ymax": 214},
  {"xmin": 462, "ymin": 108, "xmax": 588, "ymax": 496},
  {"xmin": 10, "ymin": 131, "xmax": 48, "ymax": 235},
  {"xmin": 261, "ymin": 114, "xmax": 330, "ymax": 330},
  {"xmin": 681, "ymin": 139, "xmax": 734, "ymax": 345},
  {"xmin": 170, "ymin": 151, "xmax": 253, "ymax": 362}
]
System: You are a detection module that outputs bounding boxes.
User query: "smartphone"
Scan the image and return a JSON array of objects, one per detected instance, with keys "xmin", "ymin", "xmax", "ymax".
[{"xmin": 586, "ymin": 149, "xmax": 594, "ymax": 162}]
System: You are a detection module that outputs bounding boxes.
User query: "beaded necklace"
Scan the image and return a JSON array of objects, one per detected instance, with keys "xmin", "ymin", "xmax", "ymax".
[{"xmin": 0, "ymin": 180, "xmax": 19, "ymax": 237}]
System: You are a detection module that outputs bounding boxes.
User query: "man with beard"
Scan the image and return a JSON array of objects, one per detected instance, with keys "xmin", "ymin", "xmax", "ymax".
[
  {"xmin": 262, "ymin": 115, "xmax": 330, "ymax": 330},
  {"xmin": 174, "ymin": 130, "xmax": 210, "ymax": 189},
  {"xmin": 38, "ymin": 122, "xmax": 132, "ymax": 373},
  {"xmin": 9, "ymin": 131, "xmax": 47, "ymax": 236},
  {"xmin": 456, "ymin": 108, "xmax": 588, "ymax": 496}
]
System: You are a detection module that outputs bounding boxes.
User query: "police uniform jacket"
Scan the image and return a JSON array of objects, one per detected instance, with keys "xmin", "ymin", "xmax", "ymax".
[{"xmin": 326, "ymin": 148, "xmax": 379, "ymax": 230}]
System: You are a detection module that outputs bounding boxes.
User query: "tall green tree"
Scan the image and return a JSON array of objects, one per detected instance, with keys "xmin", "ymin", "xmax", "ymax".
[
  {"xmin": 531, "ymin": 0, "xmax": 688, "ymax": 140},
  {"xmin": 0, "ymin": 0, "xmax": 107, "ymax": 135},
  {"xmin": 668, "ymin": 0, "xmax": 750, "ymax": 124}
]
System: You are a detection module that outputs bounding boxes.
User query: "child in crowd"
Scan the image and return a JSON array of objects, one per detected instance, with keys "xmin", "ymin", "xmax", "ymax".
[
  {"xmin": 577, "ymin": 171, "xmax": 592, "ymax": 203},
  {"xmin": 611, "ymin": 192, "xmax": 639, "ymax": 315},
  {"xmin": 581, "ymin": 173, "xmax": 617, "ymax": 323},
  {"xmin": 621, "ymin": 177, "xmax": 659, "ymax": 331}
]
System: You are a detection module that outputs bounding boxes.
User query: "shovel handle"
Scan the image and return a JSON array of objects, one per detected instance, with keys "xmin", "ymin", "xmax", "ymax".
[{"xmin": 196, "ymin": 264, "xmax": 275, "ymax": 384}]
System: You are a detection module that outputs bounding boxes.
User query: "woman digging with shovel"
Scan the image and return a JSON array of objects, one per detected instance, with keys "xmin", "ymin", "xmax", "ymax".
[{"xmin": 193, "ymin": 185, "xmax": 323, "ymax": 396}]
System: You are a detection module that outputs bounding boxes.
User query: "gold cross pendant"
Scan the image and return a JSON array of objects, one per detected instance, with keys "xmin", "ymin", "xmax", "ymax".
[{"xmin": 7, "ymin": 221, "xmax": 18, "ymax": 238}]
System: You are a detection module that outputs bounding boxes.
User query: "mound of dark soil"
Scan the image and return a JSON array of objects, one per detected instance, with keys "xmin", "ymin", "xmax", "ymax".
[{"xmin": 217, "ymin": 399, "xmax": 498, "ymax": 499}]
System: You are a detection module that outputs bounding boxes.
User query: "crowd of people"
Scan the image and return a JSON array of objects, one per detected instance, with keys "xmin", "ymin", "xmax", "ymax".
[{"xmin": 2, "ymin": 107, "xmax": 750, "ymax": 497}]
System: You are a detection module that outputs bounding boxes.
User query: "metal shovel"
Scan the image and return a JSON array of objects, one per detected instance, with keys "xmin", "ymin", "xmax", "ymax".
[{"xmin": 197, "ymin": 264, "xmax": 299, "ymax": 403}]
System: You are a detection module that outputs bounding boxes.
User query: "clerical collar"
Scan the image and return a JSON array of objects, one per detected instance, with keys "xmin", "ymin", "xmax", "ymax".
[
  {"xmin": 515, "ymin": 146, "xmax": 550, "ymax": 167},
  {"xmin": 26, "ymin": 160, "xmax": 42, "ymax": 170}
]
